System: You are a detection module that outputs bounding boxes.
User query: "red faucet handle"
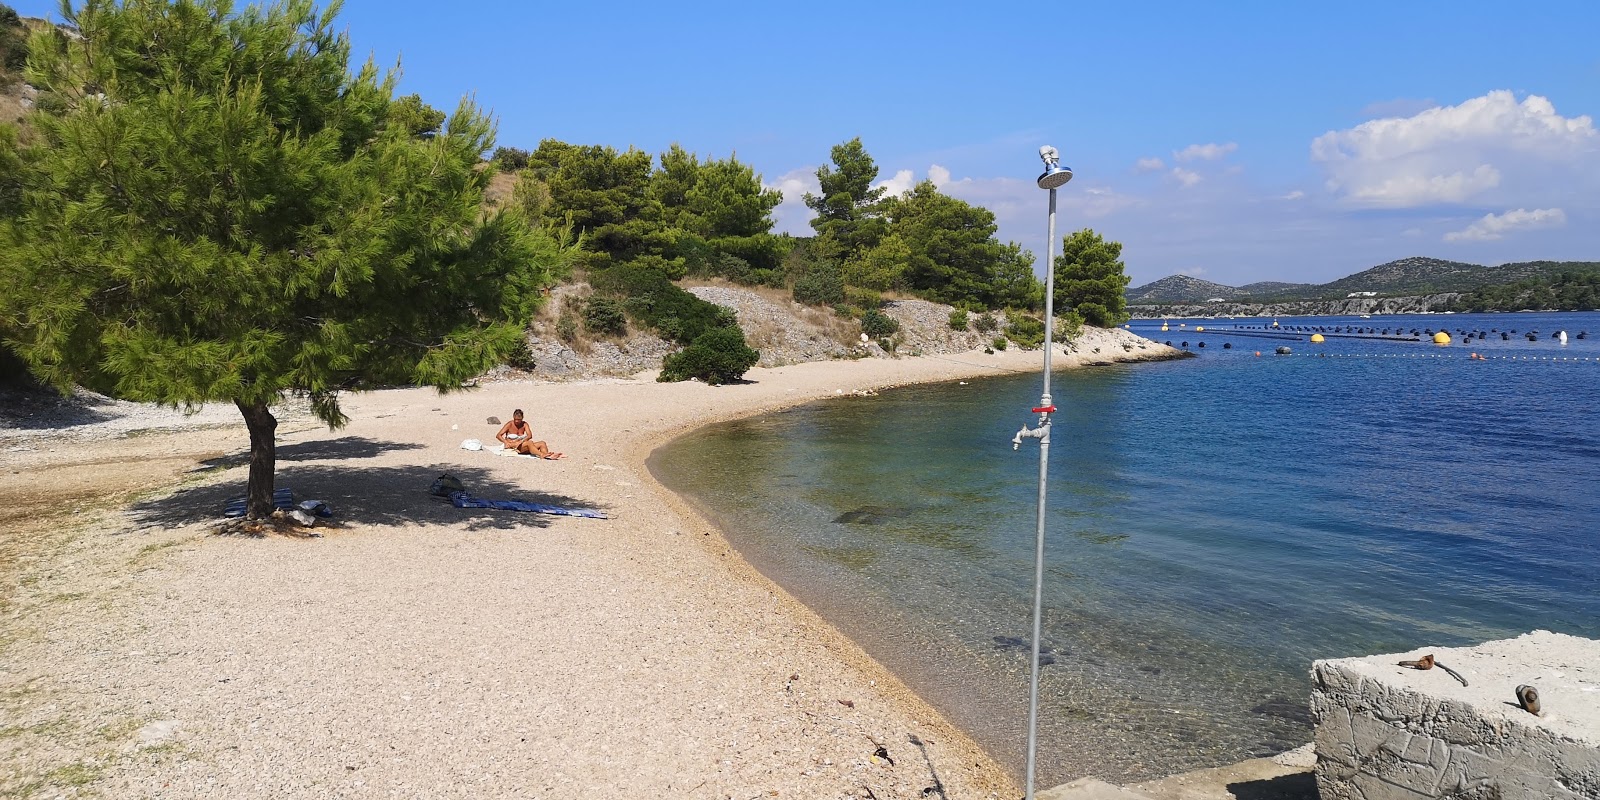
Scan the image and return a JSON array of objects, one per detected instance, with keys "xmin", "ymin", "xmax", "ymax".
[{"xmin": 1031, "ymin": 405, "xmax": 1056, "ymax": 413}]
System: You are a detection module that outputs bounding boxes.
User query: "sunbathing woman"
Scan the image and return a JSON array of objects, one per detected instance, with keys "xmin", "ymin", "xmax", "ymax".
[{"xmin": 495, "ymin": 409, "xmax": 564, "ymax": 459}]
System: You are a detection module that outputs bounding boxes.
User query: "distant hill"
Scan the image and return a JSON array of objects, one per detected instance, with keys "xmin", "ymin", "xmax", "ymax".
[
  {"xmin": 1236, "ymin": 280, "xmax": 1314, "ymax": 296},
  {"xmin": 1129, "ymin": 257, "xmax": 1600, "ymax": 305},
  {"xmin": 1126, "ymin": 274, "xmax": 1243, "ymax": 304}
]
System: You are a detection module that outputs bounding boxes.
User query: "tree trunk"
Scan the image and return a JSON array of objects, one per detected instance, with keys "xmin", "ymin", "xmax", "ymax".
[{"xmin": 235, "ymin": 399, "xmax": 278, "ymax": 520}]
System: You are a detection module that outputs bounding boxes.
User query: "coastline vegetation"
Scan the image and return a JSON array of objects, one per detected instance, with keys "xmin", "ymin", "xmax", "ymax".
[{"xmin": 0, "ymin": 0, "xmax": 1135, "ymax": 513}]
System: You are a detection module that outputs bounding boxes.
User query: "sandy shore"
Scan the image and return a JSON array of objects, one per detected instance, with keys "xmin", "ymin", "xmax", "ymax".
[{"xmin": 1, "ymin": 332, "xmax": 1180, "ymax": 799}]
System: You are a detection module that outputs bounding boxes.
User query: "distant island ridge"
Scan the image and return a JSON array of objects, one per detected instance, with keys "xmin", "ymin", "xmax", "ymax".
[{"xmin": 1126, "ymin": 256, "xmax": 1600, "ymax": 318}]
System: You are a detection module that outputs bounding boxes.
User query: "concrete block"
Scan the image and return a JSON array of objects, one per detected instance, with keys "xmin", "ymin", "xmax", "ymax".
[{"xmin": 1310, "ymin": 630, "xmax": 1600, "ymax": 800}]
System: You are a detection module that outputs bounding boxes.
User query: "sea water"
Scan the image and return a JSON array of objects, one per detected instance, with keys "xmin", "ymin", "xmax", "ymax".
[{"xmin": 649, "ymin": 311, "xmax": 1600, "ymax": 786}]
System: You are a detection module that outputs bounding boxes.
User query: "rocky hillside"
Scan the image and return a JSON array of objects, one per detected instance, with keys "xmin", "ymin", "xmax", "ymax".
[
  {"xmin": 496, "ymin": 281, "xmax": 1172, "ymax": 381},
  {"xmin": 1127, "ymin": 274, "xmax": 1243, "ymax": 304},
  {"xmin": 1129, "ymin": 256, "xmax": 1600, "ymax": 306},
  {"xmin": 1131, "ymin": 293, "xmax": 1461, "ymax": 320}
]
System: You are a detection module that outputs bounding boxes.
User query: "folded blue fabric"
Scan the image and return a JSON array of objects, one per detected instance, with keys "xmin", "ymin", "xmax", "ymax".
[
  {"xmin": 449, "ymin": 491, "xmax": 606, "ymax": 519},
  {"xmin": 223, "ymin": 487, "xmax": 296, "ymax": 518}
]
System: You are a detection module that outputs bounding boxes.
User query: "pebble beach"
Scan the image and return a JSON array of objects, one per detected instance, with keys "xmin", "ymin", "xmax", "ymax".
[{"xmin": 1, "ymin": 329, "xmax": 1178, "ymax": 799}]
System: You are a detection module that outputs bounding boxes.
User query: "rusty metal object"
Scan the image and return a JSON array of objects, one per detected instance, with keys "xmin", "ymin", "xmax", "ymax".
[
  {"xmin": 1397, "ymin": 653, "xmax": 1469, "ymax": 687},
  {"xmin": 1516, "ymin": 684, "xmax": 1541, "ymax": 715}
]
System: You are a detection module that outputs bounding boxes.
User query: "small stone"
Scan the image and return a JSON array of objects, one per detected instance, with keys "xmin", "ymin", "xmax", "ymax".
[{"xmin": 138, "ymin": 719, "xmax": 180, "ymax": 746}]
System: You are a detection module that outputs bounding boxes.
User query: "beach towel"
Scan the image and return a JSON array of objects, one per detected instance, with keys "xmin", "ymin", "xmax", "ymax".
[
  {"xmin": 448, "ymin": 491, "xmax": 606, "ymax": 519},
  {"xmin": 223, "ymin": 487, "xmax": 295, "ymax": 518},
  {"xmin": 491, "ymin": 446, "xmax": 540, "ymax": 459}
]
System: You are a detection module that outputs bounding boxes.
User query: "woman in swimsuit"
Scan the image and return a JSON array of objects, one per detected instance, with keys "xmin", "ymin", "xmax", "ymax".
[{"xmin": 495, "ymin": 409, "xmax": 564, "ymax": 459}]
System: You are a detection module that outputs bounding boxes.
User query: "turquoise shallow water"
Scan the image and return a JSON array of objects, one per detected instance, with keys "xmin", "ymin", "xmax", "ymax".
[{"xmin": 649, "ymin": 311, "xmax": 1600, "ymax": 786}]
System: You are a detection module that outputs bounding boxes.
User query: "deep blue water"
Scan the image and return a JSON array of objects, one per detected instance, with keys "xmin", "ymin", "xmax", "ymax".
[{"xmin": 649, "ymin": 311, "xmax": 1600, "ymax": 785}]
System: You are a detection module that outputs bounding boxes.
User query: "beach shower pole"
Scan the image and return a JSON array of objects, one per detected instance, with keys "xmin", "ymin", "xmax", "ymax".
[{"xmin": 1017, "ymin": 145, "xmax": 1073, "ymax": 800}]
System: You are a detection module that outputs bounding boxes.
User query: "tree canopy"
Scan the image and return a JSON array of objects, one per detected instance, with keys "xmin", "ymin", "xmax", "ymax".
[
  {"xmin": 804, "ymin": 137, "xmax": 886, "ymax": 261},
  {"xmin": 1053, "ymin": 229, "xmax": 1131, "ymax": 328},
  {"xmin": 0, "ymin": 0, "xmax": 567, "ymax": 517},
  {"xmin": 882, "ymin": 180, "xmax": 1040, "ymax": 309}
]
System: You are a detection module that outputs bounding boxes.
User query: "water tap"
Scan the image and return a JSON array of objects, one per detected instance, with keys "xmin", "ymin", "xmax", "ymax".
[{"xmin": 1013, "ymin": 423, "xmax": 1048, "ymax": 450}]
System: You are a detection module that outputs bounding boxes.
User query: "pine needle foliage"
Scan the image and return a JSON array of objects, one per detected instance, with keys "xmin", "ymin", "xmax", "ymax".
[{"xmin": 0, "ymin": 0, "xmax": 565, "ymax": 517}]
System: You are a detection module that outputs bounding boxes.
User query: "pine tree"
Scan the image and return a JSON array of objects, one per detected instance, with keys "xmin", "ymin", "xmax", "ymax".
[
  {"xmin": 0, "ymin": 0, "xmax": 567, "ymax": 518},
  {"xmin": 1053, "ymin": 229, "xmax": 1132, "ymax": 327}
]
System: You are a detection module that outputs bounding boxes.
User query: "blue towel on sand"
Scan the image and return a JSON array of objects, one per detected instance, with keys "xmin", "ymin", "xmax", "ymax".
[
  {"xmin": 224, "ymin": 487, "xmax": 296, "ymax": 518},
  {"xmin": 449, "ymin": 491, "xmax": 606, "ymax": 520}
]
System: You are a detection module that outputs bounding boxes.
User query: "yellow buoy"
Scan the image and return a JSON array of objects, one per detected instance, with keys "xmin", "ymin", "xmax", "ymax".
[
  {"xmin": 1433, "ymin": 331, "xmax": 1451, "ymax": 344},
  {"xmin": 1160, "ymin": 322, "xmax": 1169, "ymax": 332},
  {"xmin": 1195, "ymin": 326, "xmax": 1205, "ymax": 332},
  {"xmin": 1310, "ymin": 333, "xmax": 1325, "ymax": 343}
]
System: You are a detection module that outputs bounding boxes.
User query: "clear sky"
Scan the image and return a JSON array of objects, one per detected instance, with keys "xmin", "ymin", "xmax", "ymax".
[{"xmin": 14, "ymin": 0, "xmax": 1600, "ymax": 287}]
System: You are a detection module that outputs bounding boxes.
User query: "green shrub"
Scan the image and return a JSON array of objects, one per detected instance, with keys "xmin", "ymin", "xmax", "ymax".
[
  {"xmin": 844, "ymin": 286, "xmax": 883, "ymax": 310},
  {"xmin": 860, "ymin": 309, "xmax": 899, "ymax": 337},
  {"xmin": 659, "ymin": 327, "xmax": 760, "ymax": 385},
  {"xmin": 1054, "ymin": 309, "xmax": 1085, "ymax": 343},
  {"xmin": 554, "ymin": 310, "xmax": 578, "ymax": 342},
  {"xmin": 792, "ymin": 262, "xmax": 845, "ymax": 306},
  {"xmin": 992, "ymin": 336, "xmax": 1008, "ymax": 351},
  {"xmin": 948, "ymin": 309, "xmax": 969, "ymax": 330},
  {"xmin": 973, "ymin": 311, "xmax": 998, "ymax": 333},
  {"xmin": 505, "ymin": 338, "xmax": 536, "ymax": 370},
  {"xmin": 583, "ymin": 297, "xmax": 627, "ymax": 336},
  {"xmin": 591, "ymin": 264, "xmax": 731, "ymax": 346},
  {"xmin": 491, "ymin": 146, "xmax": 530, "ymax": 171},
  {"xmin": 1005, "ymin": 310, "xmax": 1045, "ymax": 349}
]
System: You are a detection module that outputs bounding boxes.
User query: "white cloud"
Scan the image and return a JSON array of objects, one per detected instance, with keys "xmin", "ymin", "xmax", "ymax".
[
  {"xmin": 1178, "ymin": 266, "xmax": 1208, "ymax": 277},
  {"xmin": 1311, "ymin": 90, "xmax": 1598, "ymax": 208},
  {"xmin": 764, "ymin": 167, "xmax": 819, "ymax": 236},
  {"xmin": 928, "ymin": 164, "xmax": 952, "ymax": 188},
  {"xmin": 1174, "ymin": 142, "xmax": 1237, "ymax": 162},
  {"xmin": 1443, "ymin": 207, "xmax": 1566, "ymax": 242},
  {"xmin": 1283, "ymin": 190, "xmax": 1305, "ymax": 200},
  {"xmin": 1171, "ymin": 167, "xmax": 1202, "ymax": 188},
  {"xmin": 1134, "ymin": 157, "xmax": 1166, "ymax": 172},
  {"xmin": 875, "ymin": 169, "xmax": 916, "ymax": 198},
  {"xmin": 1348, "ymin": 164, "xmax": 1503, "ymax": 205}
]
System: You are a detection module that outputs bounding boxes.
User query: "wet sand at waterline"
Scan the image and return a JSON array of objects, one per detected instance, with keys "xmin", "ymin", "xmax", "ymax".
[{"xmin": 0, "ymin": 330, "xmax": 1177, "ymax": 798}]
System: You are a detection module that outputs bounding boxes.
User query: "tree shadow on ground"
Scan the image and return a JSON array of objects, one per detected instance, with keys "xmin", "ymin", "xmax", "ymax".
[
  {"xmin": 1226, "ymin": 771, "xmax": 1318, "ymax": 800},
  {"xmin": 196, "ymin": 436, "xmax": 426, "ymax": 470},
  {"xmin": 0, "ymin": 385, "xmax": 120, "ymax": 429},
  {"xmin": 130, "ymin": 461, "xmax": 608, "ymax": 533}
]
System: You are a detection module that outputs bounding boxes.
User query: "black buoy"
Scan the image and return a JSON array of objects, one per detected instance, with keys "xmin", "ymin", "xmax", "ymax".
[
  {"xmin": 1165, "ymin": 341, "xmax": 1173, "ymax": 346},
  {"xmin": 1275, "ymin": 346, "xmax": 1292, "ymax": 355},
  {"xmin": 1527, "ymin": 333, "xmax": 1538, "ymax": 341},
  {"xmin": 1501, "ymin": 332, "xmax": 1510, "ymax": 340},
  {"xmin": 1198, "ymin": 341, "xmax": 1206, "ymax": 348},
  {"xmin": 1223, "ymin": 342, "xmax": 1232, "ymax": 349},
  {"xmin": 1579, "ymin": 332, "xmax": 1589, "ymax": 340}
]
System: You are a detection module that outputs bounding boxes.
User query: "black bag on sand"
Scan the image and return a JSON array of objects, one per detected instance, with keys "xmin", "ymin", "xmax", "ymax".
[{"xmin": 429, "ymin": 473, "xmax": 465, "ymax": 497}]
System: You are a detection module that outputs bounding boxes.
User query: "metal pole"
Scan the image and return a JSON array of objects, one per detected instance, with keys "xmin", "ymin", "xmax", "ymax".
[{"xmin": 1024, "ymin": 186, "xmax": 1058, "ymax": 800}]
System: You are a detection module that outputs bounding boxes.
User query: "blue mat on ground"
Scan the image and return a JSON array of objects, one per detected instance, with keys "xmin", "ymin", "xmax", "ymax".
[
  {"xmin": 224, "ymin": 487, "xmax": 295, "ymax": 518},
  {"xmin": 449, "ymin": 491, "xmax": 606, "ymax": 519}
]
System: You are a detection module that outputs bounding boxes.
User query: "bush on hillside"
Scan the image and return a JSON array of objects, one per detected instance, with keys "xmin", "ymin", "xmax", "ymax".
[
  {"xmin": 793, "ymin": 261, "xmax": 844, "ymax": 306},
  {"xmin": 1054, "ymin": 309, "xmax": 1085, "ymax": 343},
  {"xmin": 659, "ymin": 327, "xmax": 759, "ymax": 385},
  {"xmin": 948, "ymin": 309, "xmax": 969, "ymax": 330},
  {"xmin": 582, "ymin": 296, "xmax": 627, "ymax": 336},
  {"xmin": 492, "ymin": 146, "xmax": 530, "ymax": 171},
  {"xmin": 860, "ymin": 309, "xmax": 898, "ymax": 338},
  {"xmin": 973, "ymin": 311, "xmax": 998, "ymax": 333},
  {"xmin": 1005, "ymin": 310, "xmax": 1045, "ymax": 349},
  {"xmin": 590, "ymin": 263, "xmax": 732, "ymax": 346}
]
